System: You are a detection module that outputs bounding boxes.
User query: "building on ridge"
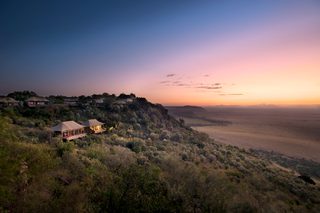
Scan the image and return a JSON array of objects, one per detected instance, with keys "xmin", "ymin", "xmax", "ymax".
[
  {"xmin": 82, "ymin": 119, "xmax": 106, "ymax": 134},
  {"xmin": 51, "ymin": 121, "xmax": 86, "ymax": 141}
]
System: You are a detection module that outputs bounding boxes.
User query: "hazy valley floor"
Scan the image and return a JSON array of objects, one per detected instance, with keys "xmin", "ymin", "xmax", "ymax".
[{"xmin": 171, "ymin": 107, "xmax": 320, "ymax": 162}]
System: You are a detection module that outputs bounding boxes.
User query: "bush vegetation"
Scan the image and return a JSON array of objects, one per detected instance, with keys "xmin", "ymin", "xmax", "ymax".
[{"xmin": 0, "ymin": 93, "xmax": 320, "ymax": 212}]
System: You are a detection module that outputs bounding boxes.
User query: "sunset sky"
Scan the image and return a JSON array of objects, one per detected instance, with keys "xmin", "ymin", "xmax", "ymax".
[{"xmin": 1, "ymin": 0, "xmax": 320, "ymax": 105}]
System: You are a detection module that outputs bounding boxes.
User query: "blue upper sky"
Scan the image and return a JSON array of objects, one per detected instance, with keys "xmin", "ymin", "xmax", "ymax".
[{"xmin": 1, "ymin": 1, "xmax": 319, "ymax": 105}]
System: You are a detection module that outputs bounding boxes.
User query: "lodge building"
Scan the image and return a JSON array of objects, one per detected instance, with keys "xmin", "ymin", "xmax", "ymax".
[
  {"xmin": 82, "ymin": 119, "xmax": 106, "ymax": 134},
  {"xmin": 26, "ymin": 97, "xmax": 49, "ymax": 107},
  {"xmin": 0, "ymin": 97, "xmax": 19, "ymax": 107},
  {"xmin": 51, "ymin": 121, "xmax": 86, "ymax": 141}
]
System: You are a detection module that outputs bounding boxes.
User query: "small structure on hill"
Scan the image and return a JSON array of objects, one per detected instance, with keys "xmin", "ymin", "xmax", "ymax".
[
  {"xmin": 63, "ymin": 97, "xmax": 79, "ymax": 107},
  {"xmin": 0, "ymin": 97, "xmax": 19, "ymax": 107},
  {"xmin": 92, "ymin": 98, "xmax": 105, "ymax": 107},
  {"xmin": 113, "ymin": 98, "xmax": 134, "ymax": 108},
  {"xmin": 51, "ymin": 121, "xmax": 86, "ymax": 141},
  {"xmin": 82, "ymin": 119, "xmax": 106, "ymax": 134},
  {"xmin": 26, "ymin": 97, "xmax": 49, "ymax": 107}
]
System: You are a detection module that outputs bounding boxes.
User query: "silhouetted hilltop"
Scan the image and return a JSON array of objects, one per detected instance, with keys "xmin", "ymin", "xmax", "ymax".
[
  {"xmin": 166, "ymin": 105, "xmax": 206, "ymax": 117},
  {"xmin": 167, "ymin": 105, "xmax": 232, "ymax": 126}
]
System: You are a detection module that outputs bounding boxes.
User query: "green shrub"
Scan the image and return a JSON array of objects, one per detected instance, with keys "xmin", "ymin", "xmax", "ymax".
[
  {"xmin": 126, "ymin": 140, "xmax": 145, "ymax": 153},
  {"xmin": 56, "ymin": 142, "xmax": 74, "ymax": 157},
  {"xmin": 0, "ymin": 116, "xmax": 17, "ymax": 142}
]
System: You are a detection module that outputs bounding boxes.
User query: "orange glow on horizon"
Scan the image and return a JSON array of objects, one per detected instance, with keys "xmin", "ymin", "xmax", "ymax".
[
  {"xmin": 149, "ymin": 92, "xmax": 320, "ymax": 106},
  {"xmin": 27, "ymin": 2, "xmax": 318, "ymax": 107},
  {"xmin": 128, "ymin": 17, "xmax": 320, "ymax": 106}
]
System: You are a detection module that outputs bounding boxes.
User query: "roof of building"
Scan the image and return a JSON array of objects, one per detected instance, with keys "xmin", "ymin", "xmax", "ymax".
[
  {"xmin": 82, "ymin": 119, "xmax": 104, "ymax": 127},
  {"xmin": 0, "ymin": 96, "xmax": 19, "ymax": 103},
  {"xmin": 26, "ymin": 96, "xmax": 49, "ymax": 102},
  {"xmin": 51, "ymin": 121, "xmax": 85, "ymax": 132},
  {"xmin": 64, "ymin": 97, "xmax": 79, "ymax": 101}
]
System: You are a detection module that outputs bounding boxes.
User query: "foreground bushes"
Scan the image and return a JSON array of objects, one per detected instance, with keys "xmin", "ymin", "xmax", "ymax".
[{"xmin": 1, "ymin": 95, "xmax": 320, "ymax": 212}]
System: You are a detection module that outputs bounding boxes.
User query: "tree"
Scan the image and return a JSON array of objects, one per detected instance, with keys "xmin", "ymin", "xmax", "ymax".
[{"xmin": 7, "ymin": 91, "xmax": 38, "ymax": 101}]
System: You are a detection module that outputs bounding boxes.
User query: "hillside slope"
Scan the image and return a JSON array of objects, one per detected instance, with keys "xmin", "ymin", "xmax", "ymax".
[{"xmin": 0, "ymin": 93, "xmax": 320, "ymax": 212}]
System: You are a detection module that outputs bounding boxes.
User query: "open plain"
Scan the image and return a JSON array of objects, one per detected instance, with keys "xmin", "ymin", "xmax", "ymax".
[{"xmin": 168, "ymin": 106, "xmax": 320, "ymax": 162}]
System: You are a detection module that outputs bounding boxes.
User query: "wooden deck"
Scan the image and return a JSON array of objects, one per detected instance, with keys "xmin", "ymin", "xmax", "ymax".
[
  {"xmin": 92, "ymin": 129, "xmax": 106, "ymax": 134},
  {"xmin": 63, "ymin": 133, "xmax": 87, "ymax": 141}
]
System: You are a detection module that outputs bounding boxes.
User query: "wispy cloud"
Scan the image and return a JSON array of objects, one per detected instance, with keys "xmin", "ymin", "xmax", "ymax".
[
  {"xmin": 196, "ymin": 86, "xmax": 222, "ymax": 90},
  {"xmin": 159, "ymin": 75, "xmax": 239, "ymax": 93},
  {"xmin": 219, "ymin": 93, "xmax": 243, "ymax": 96},
  {"xmin": 177, "ymin": 83, "xmax": 190, "ymax": 87},
  {"xmin": 166, "ymin": 73, "xmax": 175, "ymax": 77},
  {"xmin": 159, "ymin": 79, "xmax": 244, "ymax": 96}
]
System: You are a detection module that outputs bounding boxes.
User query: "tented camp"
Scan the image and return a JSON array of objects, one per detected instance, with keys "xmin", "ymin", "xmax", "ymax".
[
  {"xmin": 51, "ymin": 121, "xmax": 86, "ymax": 140},
  {"xmin": 0, "ymin": 97, "xmax": 19, "ymax": 107},
  {"xmin": 26, "ymin": 96, "xmax": 49, "ymax": 107},
  {"xmin": 82, "ymin": 119, "xmax": 106, "ymax": 134}
]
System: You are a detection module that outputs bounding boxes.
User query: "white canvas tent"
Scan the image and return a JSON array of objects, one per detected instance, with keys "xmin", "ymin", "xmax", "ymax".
[
  {"xmin": 51, "ymin": 121, "xmax": 86, "ymax": 140},
  {"xmin": 26, "ymin": 96, "xmax": 49, "ymax": 107},
  {"xmin": 0, "ymin": 97, "xmax": 19, "ymax": 107},
  {"xmin": 82, "ymin": 119, "xmax": 106, "ymax": 134},
  {"xmin": 82, "ymin": 119, "xmax": 104, "ymax": 127}
]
